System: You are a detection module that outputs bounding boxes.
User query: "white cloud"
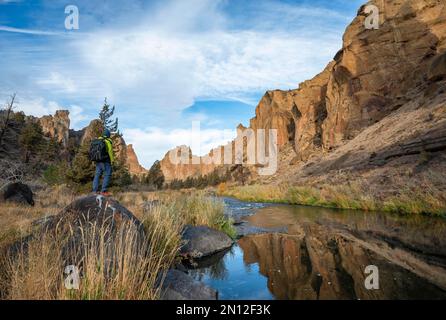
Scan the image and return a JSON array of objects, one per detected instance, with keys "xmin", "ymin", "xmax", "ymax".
[
  {"xmin": 36, "ymin": 72, "xmax": 78, "ymax": 93},
  {"xmin": 14, "ymin": 97, "xmax": 61, "ymax": 117},
  {"xmin": 71, "ymin": 28, "xmax": 339, "ymax": 115},
  {"xmin": 69, "ymin": 105, "xmax": 87, "ymax": 129},
  {"xmin": 47, "ymin": 0, "xmax": 343, "ymax": 117}
]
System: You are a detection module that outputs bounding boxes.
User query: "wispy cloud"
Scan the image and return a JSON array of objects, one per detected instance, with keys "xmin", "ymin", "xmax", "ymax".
[
  {"xmin": 0, "ymin": 0, "xmax": 22, "ymax": 4},
  {"xmin": 0, "ymin": 25, "xmax": 60, "ymax": 35},
  {"xmin": 36, "ymin": 72, "xmax": 78, "ymax": 93}
]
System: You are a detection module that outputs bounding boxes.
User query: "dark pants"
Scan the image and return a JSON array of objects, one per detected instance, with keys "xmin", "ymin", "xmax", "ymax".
[{"xmin": 92, "ymin": 161, "xmax": 112, "ymax": 193}]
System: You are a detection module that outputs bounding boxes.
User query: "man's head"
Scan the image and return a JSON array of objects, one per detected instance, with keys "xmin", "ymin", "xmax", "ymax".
[{"xmin": 103, "ymin": 128, "xmax": 111, "ymax": 138}]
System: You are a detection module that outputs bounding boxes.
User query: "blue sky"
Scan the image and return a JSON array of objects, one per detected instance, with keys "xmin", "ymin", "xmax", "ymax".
[{"xmin": 0, "ymin": 0, "xmax": 364, "ymax": 167}]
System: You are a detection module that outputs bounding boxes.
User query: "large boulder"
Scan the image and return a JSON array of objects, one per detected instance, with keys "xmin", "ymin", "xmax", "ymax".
[
  {"xmin": 0, "ymin": 182, "xmax": 34, "ymax": 206},
  {"xmin": 44, "ymin": 194, "xmax": 143, "ymax": 231},
  {"xmin": 180, "ymin": 225, "xmax": 233, "ymax": 259},
  {"xmin": 160, "ymin": 269, "xmax": 217, "ymax": 300},
  {"xmin": 31, "ymin": 195, "xmax": 146, "ymax": 269}
]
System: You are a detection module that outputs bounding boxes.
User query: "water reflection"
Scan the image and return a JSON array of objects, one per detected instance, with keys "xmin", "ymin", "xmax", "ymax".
[
  {"xmin": 188, "ymin": 245, "xmax": 274, "ymax": 300},
  {"xmin": 189, "ymin": 201, "xmax": 446, "ymax": 300}
]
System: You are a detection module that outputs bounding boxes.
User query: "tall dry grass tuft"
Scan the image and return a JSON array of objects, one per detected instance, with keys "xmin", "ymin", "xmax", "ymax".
[
  {"xmin": 3, "ymin": 217, "xmax": 177, "ymax": 300},
  {"xmin": 121, "ymin": 191, "xmax": 236, "ymax": 239},
  {"xmin": 1, "ymin": 190, "xmax": 234, "ymax": 300}
]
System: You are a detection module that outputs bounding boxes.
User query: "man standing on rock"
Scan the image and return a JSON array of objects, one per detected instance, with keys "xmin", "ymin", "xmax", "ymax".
[{"xmin": 90, "ymin": 128, "xmax": 114, "ymax": 196}]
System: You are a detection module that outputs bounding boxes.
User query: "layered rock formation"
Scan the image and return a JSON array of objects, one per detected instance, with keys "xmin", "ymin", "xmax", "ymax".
[
  {"xmin": 160, "ymin": 145, "xmax": 220, "ymax": 181},
  {"xmin": 249, "ymin": 90, "xmax": 296, "ymax": 148},
  {"xmin": 126, "ymin": 144, "xmax": 147, "ymax": 176},
  {"xmin": 38, "ymin": 110, "xmax": 70, "ymax": 148},
  {"xmin": 160, "ymin": 0, "xmax": 446, "ymax": 185}
]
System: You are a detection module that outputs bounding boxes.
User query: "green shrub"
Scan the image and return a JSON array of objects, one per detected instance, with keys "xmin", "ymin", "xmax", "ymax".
[{"xmin": 43, "ymin": 163, "xmax": 67, "ymax": 185}]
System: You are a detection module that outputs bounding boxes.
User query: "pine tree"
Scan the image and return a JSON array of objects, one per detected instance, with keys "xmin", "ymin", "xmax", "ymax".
[
  {"xmin": 66, "ymin": 140, "xmax": 95, "ymax": 186},
  {"xmin": 99, "ymin": 98, "xmax": 119, "ymax": 133},
  {"xmin": 65, "ymin": 120, "xmax": 102, "ymax": 188},
  {"xmin": 144, "ymin": 160, "xmax": 165, "ymax": 190},
  {"xmin": 18, "ymin": 122, "xmax": 44, "ymax": 163}
]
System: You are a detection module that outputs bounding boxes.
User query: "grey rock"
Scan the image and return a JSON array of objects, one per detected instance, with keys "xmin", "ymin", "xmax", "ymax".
[
  {"xmin": 180, "ymin": 225, "xmax": 233, "ymax": 258},
  {"xmin": 160, "ymin": 269, "xmax": 217, "ymax": 300},
  {"xmin": 10, "ymin": 195, "xmax": 147, "ymax": 270},
  {"xmin": 0, "ymin": 182, "xmax": 34, "ymax": 206}
]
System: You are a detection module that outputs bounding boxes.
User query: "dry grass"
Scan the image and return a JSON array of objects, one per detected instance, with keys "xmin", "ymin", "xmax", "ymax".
[
  {"xmin": 3, "ymin": 220, "xmax": 175, "ymax": 300},
  {"xmin": 118, "ymin": 190, "xmax": 236, "ymax": 238},
  {"xmin": 0, "ymin": 187, "xmax": 234, "ymax": 300},
  {"xmin": 0, "ymin": 184, "xmax": 76, "ymax": 249},
  {"xmin": 218, "ymin": 181, "xmax": 446, "ymax": 217}
]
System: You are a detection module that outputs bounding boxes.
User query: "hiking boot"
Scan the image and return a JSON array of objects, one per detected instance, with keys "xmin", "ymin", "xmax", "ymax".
[{"xmin": 100, "ymin": 191, "xmax": 112, "ymax": 197}]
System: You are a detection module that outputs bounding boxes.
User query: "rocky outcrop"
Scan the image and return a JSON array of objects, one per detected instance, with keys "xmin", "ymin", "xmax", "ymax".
[
  {"xmin": 41, "ymin": 195, "xmax": 145, "ymax": 238},
  {"xmin": 113, "ymin": 134, "xmax": 128, "ymax": 164},
  {"xmin": 126, "ymin": 144, "xmax": 147, "ymax": 176},
  {"xmin": 249, "ymin": 90, "xmax": 296, "ymax": 148},
  {"xmin": 160, "ymin": 146, "xmax": 218, "ymax": 181},
  {"xmin": 290, "ymin": 62, "xmax": 334, "ymax": 160},
  {"xmin": 161, "ymin": 269, "xmax": 217, "ymax": 300},
  {"xmin": 180, "ymin": 225, "xmax": 233, "ymax": 259},
  {"xmin": 321, "ymin": 0, "xmax": 445, "ymax": 149},
  {"xmin": 38, "ymin": 110, "xmax": 70, "ymax": 147},
  {"xmin": 0, "ymin": 182, "xmax": 34, "ymax": 206},
  {"xmin": 35, "ymin": 195, "xmax": 146, "ymax": 267},
  {"xmin": 80, "ymin": 119, "xmax": 103, "ymax": 145}
]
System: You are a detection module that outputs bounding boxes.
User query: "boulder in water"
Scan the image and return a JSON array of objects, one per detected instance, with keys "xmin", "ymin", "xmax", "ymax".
[
  {"xmin": 180, "ymin": 225, "xmax": 233, "ymax": 259},
  {"xmin": 160, "ymin": 269, "xmax": 217, "ymax": 300}
]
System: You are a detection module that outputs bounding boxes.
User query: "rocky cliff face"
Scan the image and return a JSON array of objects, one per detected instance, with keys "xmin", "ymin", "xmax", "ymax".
[
  {"xmin": 37, "ymin": 113, "xmax": 146, "ymax": 176},
  {"xmin": 160, "ymin": 0, "xmax": 446, "ymax": 184},
  {"xmin": 38, "ymin": 110, "xmax": 70, "ymax": 148},
  {"xmin": 321, "ymin": 0, "xmax": 445, "ymax": 149},
  {"xmin": 249, "ymin": 90, "xmax": 296, "ymax": 148},
  {"xmin": 160, "ymin": 145, "xmax": 216, "ymax": 181},
  {"xmin": 126, "ymin": 144, "xmax": 147, "ymax": 176}
]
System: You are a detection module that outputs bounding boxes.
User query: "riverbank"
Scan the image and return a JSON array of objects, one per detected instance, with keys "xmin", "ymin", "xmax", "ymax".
[{"xmin": 216, "ymin": 182, "xmax": 446, "ymax": 217}]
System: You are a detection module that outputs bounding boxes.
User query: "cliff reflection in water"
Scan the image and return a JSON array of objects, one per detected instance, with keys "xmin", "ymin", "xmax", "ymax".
[
  {"xmin": 190, "ymin": 203, "xmax": 446, "ymax": 300},
  {"xmin": 238, "ymin": 232, "xmax": 445, "ymax": 299}
]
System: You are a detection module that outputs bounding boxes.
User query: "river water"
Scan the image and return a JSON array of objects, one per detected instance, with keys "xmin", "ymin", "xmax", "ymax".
[{"xmin": 188, "ymin": 198, "xmax": 446, "ymax": 300}]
